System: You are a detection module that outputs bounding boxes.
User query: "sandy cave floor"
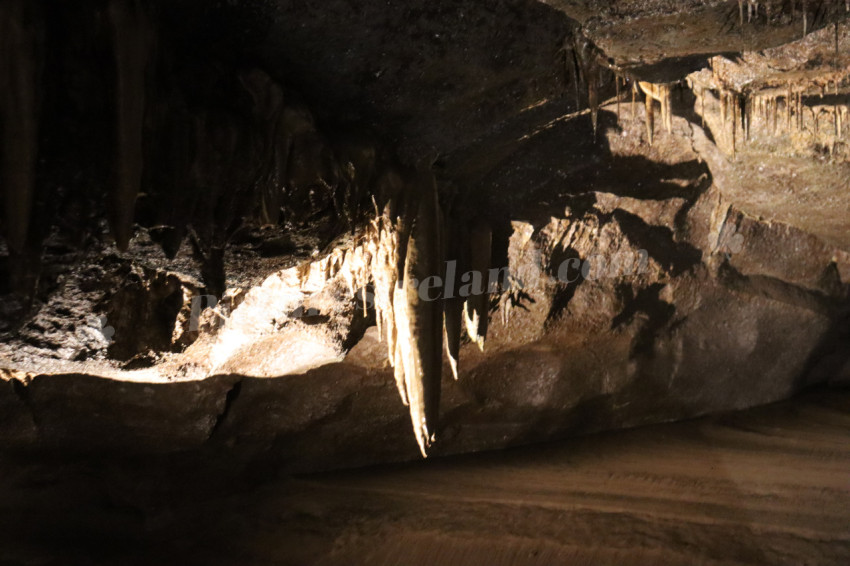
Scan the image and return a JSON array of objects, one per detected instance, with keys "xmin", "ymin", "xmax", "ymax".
[{"xmin": 0, "ymin": 386, "xmax": 847, "ymax": 565}]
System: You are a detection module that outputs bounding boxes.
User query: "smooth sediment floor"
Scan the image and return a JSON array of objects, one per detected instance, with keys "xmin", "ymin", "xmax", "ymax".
[{"xmin": 1, "ymin": 388, "xmax": 849, "ymax": 565}]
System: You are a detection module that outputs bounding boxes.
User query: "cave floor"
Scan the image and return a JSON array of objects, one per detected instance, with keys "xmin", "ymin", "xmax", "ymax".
[{"xmin": 1, "ymin": 388, "xmax": 849, "ymax": 566}]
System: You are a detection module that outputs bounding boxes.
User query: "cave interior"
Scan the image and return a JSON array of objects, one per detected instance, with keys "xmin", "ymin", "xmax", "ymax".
[{"xmin": 1, "ymin": 0, "xmax": 849, "ymax": 564}]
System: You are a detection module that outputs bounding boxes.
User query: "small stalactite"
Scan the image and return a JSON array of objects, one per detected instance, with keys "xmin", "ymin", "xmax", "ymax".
[
  {"xmin": 770, "ymin": 96, "xmax": 776, "ymax": 130},
  {"xmin": 572, "ymin": 35, "xmax": 603, "ymax": 139},
  {"xmin": 560, "ymin": 38, "xmax": 582, "ymax": 112},
  {"xmin": 442, "ymin": 221, "xmax": 465, "ymax": 381},
  {"xmin": 639, "ymin": 82, "xmax": 673, "ymax": 145},
  {"xmin": 560, "ymin": 35, "xmax": 614, "ymax": 137},
  {"xmin": 464, "ymin": 221, "xmax": 492, "ymax": 352},
  {"xmin": 570, "ymin": 45, "xmax": 582, "ymax": 111},
  {"xmin": 803, "ymin": 0, "xmax": 808, "ymax": 37},
  {"xmin": 836, "ymin": 23, "xmax": 841, "ymax": 68},
  {"xmin": 588, "ymin": 68, "xmax": 600, "ymax": 138},
  {"xmin": 631, "ymin": 80, "xmax": 637, "ymax": 121},
  {"xmin": 762, "ymin": 96, "xmax": 767, "ymax": 133},
  {"xmin": 765, "ymin": 95, "xmax": 772, "ymax": 134},
  {"xmin": 764, "ymin": 96, "xmax": 769, "ymax": 134},
  {"xmin": 769, "ymin": 96, "xmax": 775, "ymax": 134},
  {"xmin": 761, "ymin": 95, "xmax": 766, "ymax": 133},
  {"xmin": 787, "ymin": 83, "xmax": 793, "ymax": 132},
  {"xmin": 616, "ymin": 75, "xmax": 621, "ymax": 121},
  {"xmin": 644, "ymin": 86, "xmax": 655, "ymax": 145},
  {"xmin": 794, "ymin": 90, "xmax": 799, "ymax": 132},
  {"xmin": 731, "ymin": 93, "xmax": 738, "ymax": 156},
  {"xmin": 766, "ymin": 96, "xmax": 772, "ymax": 131}
]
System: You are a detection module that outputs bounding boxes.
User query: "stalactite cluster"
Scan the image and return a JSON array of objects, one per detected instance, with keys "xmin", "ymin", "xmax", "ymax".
[
  {"xmin": 733, "ymin": 0, "xmax": 846, "ymax": 37},
  {"xmin": 699, "ymin": 55, "xmax": 849, "ymax": 155},
  {"xmin": 561, "ymin": 18, "xmax": 847, "ymax": 152},
  {"xmin": 561, "ymin": 32, "xmax": 678, "ymax": 146},
  {"xmin": 570, "ymin": 35, "xmax": 602, "ymax": 136},
  {"xmin": 297, "ymin": 164, "xmax": 497, "ymax": 455}
]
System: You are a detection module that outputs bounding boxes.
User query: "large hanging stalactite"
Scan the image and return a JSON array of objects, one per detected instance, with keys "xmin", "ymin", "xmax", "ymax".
[
  {"xmin": 299, "ymin": 158, "xmax": 460, "ymax": 455},
  {"xmin": 239, "ymin": 68, "xmax": 287, "ymax": 226},
  {"xmin": 0, "ymin": 0, "xmax": 44, "ymax": 296},
  {"xmin": 106, "ymin": 0, "xmax": 156, "ymax": 251},
  {"xmin": 393, "ymin": 169, "xmax": 443, "ymax": 455}
]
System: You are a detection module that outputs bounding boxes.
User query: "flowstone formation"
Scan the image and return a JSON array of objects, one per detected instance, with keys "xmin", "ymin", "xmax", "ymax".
[{"xmin": 1, "ymin": 0, "xmax": 849, "ymax": 468}]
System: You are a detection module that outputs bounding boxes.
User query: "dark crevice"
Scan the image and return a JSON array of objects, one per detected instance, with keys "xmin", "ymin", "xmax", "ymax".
[
  {"xmin": 545, "ymin": 244, "xmax": 586, "ymax": 324},
  {"xmin": 10, "ymin": 376, "xmax": 41, "ymax": 430},
  {"xmin": 797, "ymin": 306, "xmax": 850, "ymax": 390},
  {"xmin": 208, "ymin": 379, "xmax": 243, "ymax": 440},
  {"xmin": 11, "ymin": 377, "xmax": 31, "ymax": 405}
]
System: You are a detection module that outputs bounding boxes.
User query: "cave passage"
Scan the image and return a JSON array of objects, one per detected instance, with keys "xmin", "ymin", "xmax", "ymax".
[{"xmin": 1, "ymin": 1, "xmax": 849, "ymax": 564}]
